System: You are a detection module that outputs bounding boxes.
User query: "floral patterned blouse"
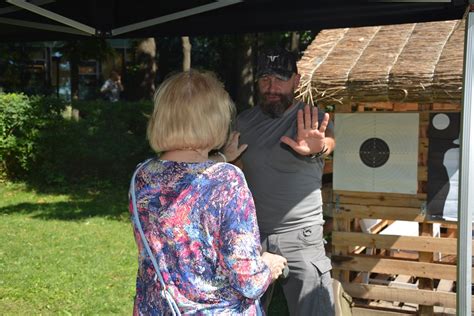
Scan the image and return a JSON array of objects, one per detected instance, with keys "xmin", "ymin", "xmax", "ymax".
[{"xmin": 129, "ymin": 158, "xmax": 271, "ymax": 315}]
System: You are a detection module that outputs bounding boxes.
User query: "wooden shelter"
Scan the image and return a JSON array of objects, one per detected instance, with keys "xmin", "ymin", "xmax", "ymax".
[{"xmin": 298, "ymin": 18, "xmax": 471, "ymax": 315}]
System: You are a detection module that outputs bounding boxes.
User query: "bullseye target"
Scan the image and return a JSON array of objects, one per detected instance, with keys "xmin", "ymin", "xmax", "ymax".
[
  {"xmin": 333, "ymin": 113, "xmax": 419, "ymax": 194},
  {"xmin": 359, "ymin": 137, "xmax": 390, "ymax": 168}
]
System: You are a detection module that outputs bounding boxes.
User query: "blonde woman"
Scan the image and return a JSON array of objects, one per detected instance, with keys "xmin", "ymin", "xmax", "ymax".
[{"xmin": 129, "ymin": 70, "xmax": 286, "ymax": 315}]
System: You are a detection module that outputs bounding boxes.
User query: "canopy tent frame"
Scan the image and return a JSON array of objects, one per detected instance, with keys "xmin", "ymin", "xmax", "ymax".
[
  {"xmin": 3, "ymin": 0, "xmax": 242, "ymax": 37},
  {"xmin": 0, "ymin": 0, "xmax": 472, "ymax": 314},
  {"xmin": 457, "ymin": 3, "xmax": 474, "ymax": 315},
  {"xmin": 0, "ymin": 16, "xmax": 90, "ymax": 35}
]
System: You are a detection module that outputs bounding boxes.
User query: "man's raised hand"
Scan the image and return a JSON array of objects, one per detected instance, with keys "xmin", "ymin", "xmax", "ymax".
[{"xmin": 280, "ymin": 105, "xmax": 329, "ymax": 156}]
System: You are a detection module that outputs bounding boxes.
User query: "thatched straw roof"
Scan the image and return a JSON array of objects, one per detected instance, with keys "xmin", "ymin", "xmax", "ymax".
[{"xmin": 297, "ymin": 18, "xmax": 465, "ymax": 106}]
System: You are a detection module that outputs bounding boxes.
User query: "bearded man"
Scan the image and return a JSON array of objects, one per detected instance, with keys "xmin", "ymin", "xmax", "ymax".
[{"xmin": 232, "ymin": 47, "xmax": 336, "ymax": 315}]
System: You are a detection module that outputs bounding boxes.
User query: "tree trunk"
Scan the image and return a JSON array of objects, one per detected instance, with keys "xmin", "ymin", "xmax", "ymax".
[
  {"xmin": 236, "ymin": 34, "xmax": 255, "ymax": 112},
  {"xmin": 136, "ymin": 38, "xmax": 157, "ymax": 100},
  {"xmin": 44, "ymin": 46, "xmax": 52, "ymax": 94},
  {"xmin": 182, "ymin": 36, "xmax": 191, "ymax": 71},
  {"xmin": 70, "ymin": 53, "xmax": 79, "ymax": 101},
  {"xmin": 290, "ymin": 32, "xmax": 300, "ymax": 53}
]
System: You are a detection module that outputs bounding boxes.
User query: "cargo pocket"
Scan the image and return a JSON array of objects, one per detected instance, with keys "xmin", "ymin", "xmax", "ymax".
[{"xmin": 311, "ymin": 258, "xmax": 332, "ymax": 277}]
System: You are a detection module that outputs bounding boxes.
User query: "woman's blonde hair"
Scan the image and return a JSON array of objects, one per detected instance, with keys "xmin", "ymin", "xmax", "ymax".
[{"xmin": 147, "ymin": 70, "xmax": 235, "ymax": 153}]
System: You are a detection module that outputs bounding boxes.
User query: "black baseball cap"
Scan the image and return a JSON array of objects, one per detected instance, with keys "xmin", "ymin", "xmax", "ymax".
[{"xmin": 256, "ymin": 47, "xmax": 298, "ymax": 81}]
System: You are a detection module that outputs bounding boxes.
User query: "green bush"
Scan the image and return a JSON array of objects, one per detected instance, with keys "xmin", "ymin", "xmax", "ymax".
[
  {"xmin": 0, "ymin": 93, "xmax": 65, "ymax": 179},
  {"xmin": 0, "ymin": 94, "xmax": 154, "ymax": 185}
]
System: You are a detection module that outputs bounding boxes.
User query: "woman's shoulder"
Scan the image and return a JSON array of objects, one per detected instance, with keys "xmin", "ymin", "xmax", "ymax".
[{"xmin": 207, "ymin": 162, "xmax": 245, "ymax": 182}]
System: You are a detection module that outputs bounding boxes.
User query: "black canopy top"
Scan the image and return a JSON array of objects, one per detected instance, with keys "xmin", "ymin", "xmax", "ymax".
[{"xmin": 0, "ymin": 0, "xmax": 468, "ymax": 41}]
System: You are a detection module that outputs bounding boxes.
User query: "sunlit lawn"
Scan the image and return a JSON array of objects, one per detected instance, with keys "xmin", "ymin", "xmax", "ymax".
[
  {"xmin": 0, "ymin": 181, "xmax": 288, "ymax": 315},
  {"xmin": 0, "ymin": 182, "xmax": 136, "ymax": 315}
]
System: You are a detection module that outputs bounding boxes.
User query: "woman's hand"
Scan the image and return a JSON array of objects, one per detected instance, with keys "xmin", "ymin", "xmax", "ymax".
[
  {"xmin": 223, "ymin": 131, "xmax": 247, "ymax": 162},
  {"xmin": 261, "ymin": 252, "xmax": 288, "ymax": 281}
]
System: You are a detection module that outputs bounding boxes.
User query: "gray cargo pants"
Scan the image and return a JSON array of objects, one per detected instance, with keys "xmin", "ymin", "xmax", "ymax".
[{"xmin": 260, "ymin": 223, "xmax": 335, "ymax": 315}]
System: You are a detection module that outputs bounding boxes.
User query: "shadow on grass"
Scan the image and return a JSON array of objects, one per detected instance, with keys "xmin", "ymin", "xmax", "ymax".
[{"xmin": 0, "ymin": 181, "xmax": 130, "ymax": 221}]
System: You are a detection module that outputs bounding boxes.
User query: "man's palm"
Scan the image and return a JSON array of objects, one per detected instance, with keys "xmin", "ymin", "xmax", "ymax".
[{"xmin": 280, "ymin": 105, "xmax": 329, "ymax": 156}]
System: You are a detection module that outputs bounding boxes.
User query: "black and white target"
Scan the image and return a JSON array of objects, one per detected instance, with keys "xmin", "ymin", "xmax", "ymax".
[
  {"xmin": 333, "ymin": 113, "xmax": 419, "ymax": 194},
  {"xmin": 427, "ymin": 112, "xmax": 460, "ymax": 221}
]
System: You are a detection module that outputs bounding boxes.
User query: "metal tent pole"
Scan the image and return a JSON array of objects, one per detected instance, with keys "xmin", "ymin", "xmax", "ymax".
[
  {"xmin": 6, "ymin": 0, "xmax": 96, "ymax": 35},
  {"xmin": 457, "ymin": 4, "xmax": 474, "ymax": 315},
  {"xmin": 111, "ymin": 0, "xmax": 242, "ymax": 36}
]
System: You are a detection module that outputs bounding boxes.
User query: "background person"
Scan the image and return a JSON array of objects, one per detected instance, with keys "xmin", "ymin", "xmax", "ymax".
[
  {"xmin": 100, "ymin": 70, "xmax": 123, "ymax": 102},
  {"xmin": 129, "ymin": 70, "xmax": 287, "ymax": 315},
  {"xmin": 225, "ymin": 47, "xmax": 336, "ymax": 315}
]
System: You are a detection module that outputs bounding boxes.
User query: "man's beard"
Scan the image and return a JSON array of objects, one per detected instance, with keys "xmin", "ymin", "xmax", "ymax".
[{"xmin": 259, "ymin": 92, "xmax": 294, "ymax": 118}]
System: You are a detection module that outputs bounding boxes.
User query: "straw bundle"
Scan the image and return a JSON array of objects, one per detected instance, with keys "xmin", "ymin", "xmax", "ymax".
[{"xmin": 298, "ymin": 19, "xmax": 464, "ymax": 106}]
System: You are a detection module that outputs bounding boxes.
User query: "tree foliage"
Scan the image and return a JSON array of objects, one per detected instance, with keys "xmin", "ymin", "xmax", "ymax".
[{"xmin": 0, "ymin": 93, "xmax": 65, "ymax": 179}]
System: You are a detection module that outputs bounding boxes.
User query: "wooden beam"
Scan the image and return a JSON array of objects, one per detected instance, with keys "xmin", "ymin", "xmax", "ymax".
[
  {"xmin": 436, "ymin": 279, "xmax": 454, "ymax": 292},
  {"xmin": 333, "ymin": 216, "xmax": 351, "ymax": 282},
  {"xmin": 332, "ymin": 231, "xmax": 464, "ymax": 255},
  {"xmin": 418, "ymin": 222, "xmax": 434, "ymax": 315},
  {"xmin": 333, "ymin": 191, "xmax": 426, "ymax": 208},
  {"xmin": 431, "ymin": 103, "xmax": 461, "ymax": 111},
  {"xmin": 343, "ymin": 283, "xmax": 474, "ymax": 310},
  {"xmin": 418, "ymin": 166, "xmax": 427, "ymax": 182},
  {"xmin": 334, "ymin": 204, "xmax": 427, "ymax": 222},
  {"xmin": 352, "ymin": 306, "xmax": 416, "ymax": 315},
  {"xmin": 332, "ymin": 255, "xmax": 464, "ymax": 280}
]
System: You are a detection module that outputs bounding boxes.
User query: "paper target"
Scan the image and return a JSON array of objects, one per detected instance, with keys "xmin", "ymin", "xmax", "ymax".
[
  {"xmin": 333, "ymin": 113, "xmax": 419, "ymax": 194},
  {"xmin": 427, "ymin": 112, "xmax": 460, "ymax": 221}
]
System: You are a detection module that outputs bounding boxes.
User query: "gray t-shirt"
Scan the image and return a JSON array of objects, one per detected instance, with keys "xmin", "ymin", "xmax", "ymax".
[{"xmin": 237, "ymin": 102, "xmax": 332, "ymax": 234}]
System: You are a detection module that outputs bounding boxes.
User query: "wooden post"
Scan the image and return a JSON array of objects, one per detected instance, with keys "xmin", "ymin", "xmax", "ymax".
[
  {"xmin": 333, "ymin": 193, "xmax": 351, "ymax": 282},
  {"xmin": 418, "ymin": 222, "xmax": 434, "ymax": 315}
]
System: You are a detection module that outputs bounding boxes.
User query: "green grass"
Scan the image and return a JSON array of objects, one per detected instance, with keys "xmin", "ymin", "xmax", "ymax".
[
  {"xmin": 0, "ymin": 182, "xmax": 136, "ymax": 315},
  {"xmin": 0, "ymin": 181, "xmax": 288, "ymax": 315}
]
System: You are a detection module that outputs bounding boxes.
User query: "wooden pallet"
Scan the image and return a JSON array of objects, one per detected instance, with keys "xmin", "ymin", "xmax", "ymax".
[{"xmin": 329, "ymin": 102, "xmax": 471, "ymax": 314}]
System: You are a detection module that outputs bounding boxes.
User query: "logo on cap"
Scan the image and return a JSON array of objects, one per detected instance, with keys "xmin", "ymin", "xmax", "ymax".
[
  {"xmin": 267, "ymin": 55, "xmax": 279, "ymax": 62},
  {"xmin": 257, "ymin": 47, "xmax": 297, "ymax": 81}
]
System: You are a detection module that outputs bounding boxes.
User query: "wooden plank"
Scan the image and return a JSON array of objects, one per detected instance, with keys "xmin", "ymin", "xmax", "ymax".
[
  {"xmin": 369, "ymin": 276, "xmax": 418, "ymax": 290},
  {"xmin": 436, "ymin": 280, "xmax": 454, "ymax": 292},
  {"xmin": 418, "ymin": 166, "xmax": 427, "ymax": 182},
  {"xmin": 334, "ymin": 204, "xmax": 458, "ymax": 225},
  {"xmin": 343, "ymin": 283, "xmax": 474, "ymax": 310},
  {"xmin": 332, "ymin": 232, "xmax": 463, "ymax": 255},
  {"xmin": 393, "ymin": 103, "xmax": 419, "ymax": 111},
  {"xmin": 333, "ymin": 216, "xmax": 351, "ymax": 282},
  {"xmin": 431, "ymin": 103, "xmax": 461, "ymax": 111},
  {"xmin": 418, "ymin": 223, "xmax": 434, "ymax": 315},
  {"xmin": 363, "ymin": 102, "xmax": 395, "ymax": 111},
  {"xmin": 333, "ymin": 191, "xmax": 426, "ymax": 208},
  {"xmin": 390, "ymin": 275, "xmax": 418, "ymax": 290},
  {"xmin": 440, "ymin": 222, "xmax": 459, "ymax": 229},
  {"xmin": 334, "ymin": 204, "xmax": 427, "ymax": 222},
  {"xmin": 352, "ymin": 306, "xmax": 415, "ymax": 315},
  {"xmin": 332, "ymin": 255, "xmax": 464, "ymax": 280},
  {"xmin": 419, "ymin": 138, "xmax": 428, "ymax": 147},
  {"xmin": 419, "ymin": 111, "xmax": 431, "ymax": 122},
  {"xmin": 335, "ymin": 103, "xmax": 352, "ymax": 113},
  {"xmin": 369, "ymin": 219, "xmax": 393, "ymax": 234},
  {"xmin": 390, "ymin": 275, "xmax": 416, "ymax": 306}
]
